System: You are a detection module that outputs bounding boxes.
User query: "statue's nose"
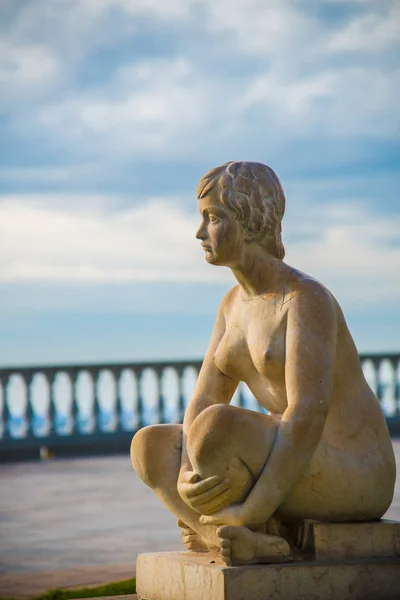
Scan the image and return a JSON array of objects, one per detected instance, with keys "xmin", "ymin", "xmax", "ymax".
[{"xmin": 195, "ymin": 222, "xmax": 206, "ymax": 240}]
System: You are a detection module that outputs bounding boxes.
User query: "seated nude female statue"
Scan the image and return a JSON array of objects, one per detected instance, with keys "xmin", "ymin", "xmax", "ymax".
[{"xmin": 131, "ymin": 161, "xmax": 396, "ymax": 566}]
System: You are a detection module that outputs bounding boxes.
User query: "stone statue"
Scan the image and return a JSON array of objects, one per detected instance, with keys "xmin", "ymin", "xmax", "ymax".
[{"xmin": 131, "ymin": 161, "xmax": 396, "ymax": 567}]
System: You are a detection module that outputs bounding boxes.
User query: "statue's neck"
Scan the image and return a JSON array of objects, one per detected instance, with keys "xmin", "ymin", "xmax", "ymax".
[{"xmin": 231, "ymin": 249, "xmax": 289, "ymax": 299}]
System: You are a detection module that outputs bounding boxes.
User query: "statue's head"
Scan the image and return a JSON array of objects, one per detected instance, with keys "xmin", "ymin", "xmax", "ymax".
[{"xmin": 196, "ymin": 161, "xmax": 286, "ymax": 260}]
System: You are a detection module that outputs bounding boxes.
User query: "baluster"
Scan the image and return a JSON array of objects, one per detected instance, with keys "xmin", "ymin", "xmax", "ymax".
[
  {"xmin": 114, "ymin": 369, "xmax": 123, "ymax": 432},
  {"xmin": 92, "ymin": 370, "xmax": 101, "ymax": 433},
  {"xmin": 155, "ymin": 368, "xmax": 165, "ymax": 424},
  {"xmin": 71, "ymin": 371, "xmax": 80, "ymax": 434},
  {"xmin": 134, "ymin": 369, "xmax": 144, "ymax": 429},
  {"xmin": 177, "ymin": 368, "xmax": 186, "ymax": 423},
  {"xmin": 23, "ymin": 373, "xmax": 34, "ymax": 438},
  {"xmin": 373, "ymin": 359, "xmax": 384, "ymax": 410},
  {"xmin": 47, "ymin": 372, "xmax": 57, "ymax": 436},
  {"xmin": 238, "ymin": 383, "xmax": 246, "ymax": 409},
  {"xmin": 394, "ymin": 359, "xmax": 400, "ymax": 416},
  {"xmin": 0, "ymin": 375, "xmax": 10, "ymax": 439}
]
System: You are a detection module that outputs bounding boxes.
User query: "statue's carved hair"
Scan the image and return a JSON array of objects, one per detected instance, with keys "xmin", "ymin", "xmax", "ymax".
[{"xmin": 197, "ymin": 161, "xmax": 286, "ymax": 259}]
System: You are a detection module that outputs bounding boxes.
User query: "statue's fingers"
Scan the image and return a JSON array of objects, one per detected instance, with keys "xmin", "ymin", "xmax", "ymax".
[
  {"xmin": 183, "ymin": 533, "xmax": 196, "ymax": 543},
  {"xmin": 200, "ymin": 496, "xmax": 231, "ymax": 515},
  {"xmin": 193, "ymin": 489, "xmax": 231, "ymax": 513},
  {"xmin": 189, "ymin": 480, "xmax": 230, "ymax": 506},
  {"xmin": 187, "ymin": 472, "xmax": 201, "ymax": 484},
  {"xmin": 200, "ymin": 514, "xmax": 223, "ymax": 526},
  {"xmin": 181, "ymin": 471, "xmax": 200, "ymax": 484},
  {"xmin": 185, "ymin": 475, "xmax": 223, "ymax": 498}
]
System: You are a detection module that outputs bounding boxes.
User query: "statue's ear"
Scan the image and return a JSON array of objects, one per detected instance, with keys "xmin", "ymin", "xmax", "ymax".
[{"xmin": 244, "ymin": 226, "xmax": 257, "ymax": 242}]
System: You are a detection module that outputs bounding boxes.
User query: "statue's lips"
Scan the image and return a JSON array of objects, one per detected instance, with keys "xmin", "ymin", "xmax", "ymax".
[{"xmin": 201, "ymin": 244, "xmax": 212, "ymax": 251}]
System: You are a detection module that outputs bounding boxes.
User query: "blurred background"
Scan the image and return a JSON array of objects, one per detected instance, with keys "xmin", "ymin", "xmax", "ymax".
[
  {"xmin": 1, "ymin": 0, "xmax": 399, "ymax": 367},
  {"xmin": 0, "ymin": 2, "xmax": 400, "ymax": 596}
]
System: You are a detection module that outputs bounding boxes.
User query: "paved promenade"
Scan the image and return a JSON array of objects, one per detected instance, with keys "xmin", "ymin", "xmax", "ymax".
[{"xmin": 1, "ymin": 441, "xmax": 399, "ymax": 599}]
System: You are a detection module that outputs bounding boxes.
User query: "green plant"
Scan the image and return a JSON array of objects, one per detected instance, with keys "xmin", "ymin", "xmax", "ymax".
[{"xmin": 0, "ymin": 577, "xmax": 136, "ymax": 600}]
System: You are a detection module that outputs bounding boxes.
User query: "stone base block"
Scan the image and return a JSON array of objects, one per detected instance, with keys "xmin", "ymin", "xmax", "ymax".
[
  {"xmin": 296, "ymin": 518, "xmax": 400, "ymax": 560},
  {"xmin": 136, "ymin": 551, "xmax": 400, "ymax": 600}
]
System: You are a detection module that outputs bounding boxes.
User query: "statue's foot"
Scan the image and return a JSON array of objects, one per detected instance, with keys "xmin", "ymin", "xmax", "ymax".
[
  {"xmin": 178, "ymin": 519, "xmax": 217, "ymax": 552},
  {"xmin": 217, "ymin": 525, "xmax": 292, "ymax": 566}
]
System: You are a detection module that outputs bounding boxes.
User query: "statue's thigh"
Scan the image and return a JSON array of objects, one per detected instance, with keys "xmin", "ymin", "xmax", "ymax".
[{"xmin": 279, "ymin": 440, "xmax": 389, "ymax": 521}]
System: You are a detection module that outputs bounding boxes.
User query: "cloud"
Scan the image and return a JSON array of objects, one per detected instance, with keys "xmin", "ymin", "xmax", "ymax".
[
  {"xmin": 0, "ymin": 195, "xmax": 225, "ymax": 284},
  {"xmin": 0, "ymin": 40, "xmax": 61, "ymax": 110},
  {"xmin": 204, "ymin": 0, "xmax": 400, "ymax": 57},
  {"xmin": 0, "ymin": 165, "xmax": 98, "ymax": 183},
  {"xmin": 284, "ymin": 201, "xmax": 400, "ymax": 305},
  {"xmin": 328, "ymin": 3, "xmax": 400, "ymax": 53},
  {"xmin": 3, "ymin": 0, "xmax": 399, "ymax": 163},
  {"xmin": 78, "ymin": 0, "xmax": 189, "ymax": 18},
  {"xmin": 33, "ymin": 58, "xmax": 216, "ymax": 156},
  {"xmin": 1, "ymin": 191, "xmax": 399, "ymax": 308},
  {"xmin": 238, "ymin": 65, "xmax": 400, "ymax": 139},
  {"xmin": 203, "ymin": 0, "xmax": 318, "ymax": 55}
]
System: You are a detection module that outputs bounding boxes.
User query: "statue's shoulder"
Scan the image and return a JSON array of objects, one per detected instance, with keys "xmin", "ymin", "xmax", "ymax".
[
  {"xmin": 289, "ymin": 269, "xmax": 337, "ymax": 314},
  {"xmin": 220, "ymin": 285, "xmax": 241, "ymax": 311}
]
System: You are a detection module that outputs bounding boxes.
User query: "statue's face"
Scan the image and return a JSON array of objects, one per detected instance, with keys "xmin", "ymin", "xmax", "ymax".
[{"xmin": 196, "ymin": 189, "xmax": 245, "ymax": 267}]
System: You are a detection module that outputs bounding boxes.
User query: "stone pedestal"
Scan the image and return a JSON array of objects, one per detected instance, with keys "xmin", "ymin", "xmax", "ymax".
[
  {"xmin": 136, "ymin": 552, "xmax": 400, "ymax": 600},
  {"xmin": 294, "ymin": 518, "xmax": 400, "ymax": 560},
  {"xmin": 136, "ymin": 520, "xmax": 400, "ymax": 600}
]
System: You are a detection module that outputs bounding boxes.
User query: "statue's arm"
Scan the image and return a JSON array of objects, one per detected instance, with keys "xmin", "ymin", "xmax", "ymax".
[
  {"xmin": 239, "ymin": 281, "xmax": 338, "ymax": 525},
  {"xmin": 178, "ymin": 291, "xmax": 239, "ymax": 506}
]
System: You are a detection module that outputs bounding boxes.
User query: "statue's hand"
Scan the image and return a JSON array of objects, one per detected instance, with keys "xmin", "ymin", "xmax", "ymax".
[
  {"xmin": 178, "ymin": 471, "xmax": 231, "ymax": 515},
  {"xmin": 199, "ymin": 504, "xmax": 246, "ymax": 527}
]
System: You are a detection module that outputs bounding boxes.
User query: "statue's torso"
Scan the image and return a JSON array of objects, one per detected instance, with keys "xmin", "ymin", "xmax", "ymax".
[{"xmin": 213, "ymin": 273, "xmax": 392, "ymax": 457}]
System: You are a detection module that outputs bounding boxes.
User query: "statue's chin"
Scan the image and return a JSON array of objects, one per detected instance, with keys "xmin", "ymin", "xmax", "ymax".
[
  {"xmin": 205, "ymin": 254, "xmax": 220, "ymax": 266},
  {"xmin": 206, "ymin": 255, "xmax": 229, "ymax": 268}
]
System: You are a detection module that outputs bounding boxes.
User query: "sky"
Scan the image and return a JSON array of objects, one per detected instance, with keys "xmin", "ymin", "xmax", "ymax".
[{"xmin": 1, "ymin": 0, "xmax": 399, "ymax": 367}]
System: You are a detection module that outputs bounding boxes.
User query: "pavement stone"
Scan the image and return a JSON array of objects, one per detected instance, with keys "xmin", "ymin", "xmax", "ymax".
[
  {"xmin": 0, "ymin": 440, "xmax": 399, "ymax": 599},
  {"xmin": 0, "ymin": 565, "xmax": 136, "ymax": 599}
]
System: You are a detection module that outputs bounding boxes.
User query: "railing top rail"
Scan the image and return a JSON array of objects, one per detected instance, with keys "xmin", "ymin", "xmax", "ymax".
[
  {"xmin": 0, "ymin": 353, "xmax": 399, "ymax": 378},
  {"xmin": 0, "ymin": 359, "xmax": 204, "ymax": 378},
  {"xmin": 358, "ymin": 353, "xmax": 400, "ymax": 362}
]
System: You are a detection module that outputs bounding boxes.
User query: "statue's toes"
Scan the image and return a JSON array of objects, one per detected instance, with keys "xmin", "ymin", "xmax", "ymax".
[
  {"xmin": 220, "ymin": 547, "xmax": 233, "ymax": 565},
  {"xmin": 218, "ymin": 536, "xmax": 233, "ymax": 565},
  {"xmin": 217, "ymin": 525, "xmax": 238, "ymax": 540}
]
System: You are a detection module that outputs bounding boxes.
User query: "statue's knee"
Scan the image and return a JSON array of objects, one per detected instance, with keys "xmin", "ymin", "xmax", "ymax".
[
  {"xmin": 131, "ymin": 424, "xmax": 182, "ymax": 488},
  {"xmin": 130, "ymin": 425, "xmax": 159, "ymax": 487},
  {"xmin": 188, "ymin": 404, "xmax": 233, "ymax": 444},
  {"xmin": 187, "ymin": 404, "xmax": 235, "ymax": 467}
]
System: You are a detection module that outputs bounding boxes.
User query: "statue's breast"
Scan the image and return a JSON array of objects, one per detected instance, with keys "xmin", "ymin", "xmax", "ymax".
[
  {"xmin": 212, "ymin": 324, "xmax": 253, "ymax": 381},
  {"xmin": 213, "ymin": 309, "xmax": 286, "ymax": 384},
  {"xmin": 246, "ymin": 318, "xmax": 288, "ymax": 413},
  {"xmin": 247, "ymin": 314, "xmax": 286, "ymax": 379}
]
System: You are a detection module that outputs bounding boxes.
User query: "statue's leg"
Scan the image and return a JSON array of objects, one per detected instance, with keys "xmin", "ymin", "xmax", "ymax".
[
  {"xmin": 186, "ymin": 404, "xmax": 291, "ymax": 565},
  {"xmin": 186, "ymin": 404, "xmax": 278, "ymax": 491},
  {"xmin": 130, "ymin": 405, "xmax": 282, "ymax": 555},
  {"xmin": 131, "ymin": 407, "xmax": 292, "ymax": 564},
  {"xmin": 131, "ymin": 423, "xmax": 222, "ymax": 549},
  {"xmin": 276, "ymin": 437, "xmax": 395, "ymax": 522}
]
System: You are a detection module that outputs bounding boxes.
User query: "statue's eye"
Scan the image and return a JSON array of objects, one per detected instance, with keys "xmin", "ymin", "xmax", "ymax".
[{"xmin": 209, "ymin": 214, "xmax": 219, "ymax": 223}]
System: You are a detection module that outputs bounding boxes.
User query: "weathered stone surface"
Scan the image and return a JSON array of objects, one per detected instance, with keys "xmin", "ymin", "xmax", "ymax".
[
  {"xmin": 296, "ymin": 518, "xmax": 400, "ymax": 560},
  {"xmin": 136, "ymin": 551, "xmax": 400, "ymax": 600},
  {"xmin": 131, "ymin": 161, "xmax": 397, "ymax": 568}
]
